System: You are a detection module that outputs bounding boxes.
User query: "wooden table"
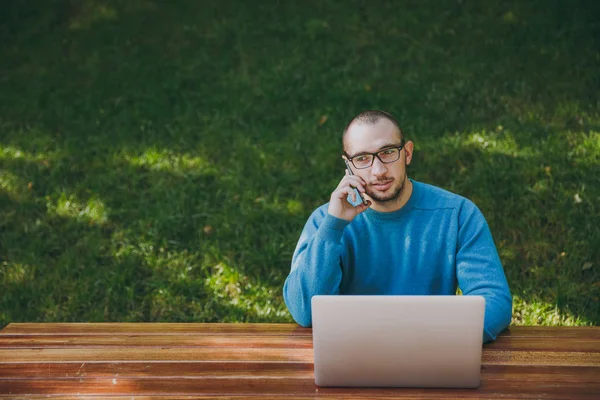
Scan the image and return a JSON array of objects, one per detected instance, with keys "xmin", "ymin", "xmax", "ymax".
[{"xmin": 0, "ymin": 323, "xmax": 599, "ymax": 399}]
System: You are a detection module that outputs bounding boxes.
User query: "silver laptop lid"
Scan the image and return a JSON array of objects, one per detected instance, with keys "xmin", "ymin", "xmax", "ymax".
[{"xmin": 311, "ymin": 295, "xmax": 485, "ymax": 388}]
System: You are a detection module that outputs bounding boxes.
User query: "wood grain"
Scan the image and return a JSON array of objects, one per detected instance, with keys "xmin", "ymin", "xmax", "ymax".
[
  {"xmin": 1, "ymin": 377, "xmax": 599, "ymax": 399},
  {"xmin": 0, "ymin": 347, "xmax": 314, "ymax": 363},
  {"xmin": 1, "ymin": 334, "xmax": 597, "ymax": 352},
  {"xmin": 500, "ymin": 326, "xmax": 600, "ymax": 339},
  {"xmin": 0, "ymin": 323, "xmax": 312, "ymax": 336},
  {"xmin": 3, "ymin": 324, "xmax": 599, "ymax": 339},
  {"xmin": 0, "ymin": 334, "xmax": 313, "ymax": 349},
  {"xmin": 0, "ymin": 362, "xmax": 597, "ymax": 380},
  {"xmin": 2, "ymin": 347, "xmax": 599, "ymax": 365},
  {"xmin": 0, "ymin": 361, "xmax": 313, "ymax": 379},
  {"xmin": 3, "ymin": 397, "xmax": 525, "ymax": 400},
  {"xmin": 484, "ymin": 337, "xmax": 600, "ymax": 352},
  {"xmin": 0, "ymin": 397, "xmax": 578, "ymax": 400}
]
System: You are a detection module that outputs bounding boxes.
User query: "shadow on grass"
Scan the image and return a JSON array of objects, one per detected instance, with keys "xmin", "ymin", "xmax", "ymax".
[
  {"xmin": 0, "ymin": 131, "xmax": 302, "ymax": 327},
  {"xmin": 1, "ymin": 0, "xmax": 599, "ymax": 328}
]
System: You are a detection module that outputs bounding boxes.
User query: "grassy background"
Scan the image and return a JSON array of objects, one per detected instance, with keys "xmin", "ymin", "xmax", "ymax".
[{"xmin": 0, "ymin": 0, "xmax": 599, "ymax": 329}]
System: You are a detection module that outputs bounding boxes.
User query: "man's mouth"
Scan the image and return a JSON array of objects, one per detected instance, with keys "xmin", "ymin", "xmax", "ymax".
[{"xmin": 371, "ymin": 179, "xmax": 393, "ymax": 191}]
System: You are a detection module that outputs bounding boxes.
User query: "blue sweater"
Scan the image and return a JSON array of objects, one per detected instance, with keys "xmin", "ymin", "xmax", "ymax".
[{"xmin": 283, "ymin": 180, "xmax": 512, "ymax": 342}]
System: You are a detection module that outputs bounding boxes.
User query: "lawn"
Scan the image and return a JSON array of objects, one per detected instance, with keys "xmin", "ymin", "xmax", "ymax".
[{"xmin": 1, "ymin": 0, "xmax": 599, "ymax": 328}]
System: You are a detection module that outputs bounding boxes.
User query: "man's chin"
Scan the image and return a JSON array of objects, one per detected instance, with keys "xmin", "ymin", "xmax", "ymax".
[
  {"xmin": 367, "ymin": 187, "xmax": 402, "ymax": 203},
  {"xmin": 367, "ymin": 181, "xmax": 404, "ymax": 203}
]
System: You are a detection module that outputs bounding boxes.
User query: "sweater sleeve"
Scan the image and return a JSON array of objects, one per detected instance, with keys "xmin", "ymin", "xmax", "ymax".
[
  {"xmin": 456, "ymin": 201, "xmax": 513, "ymax": 342},
  {"xmin": 283, "ymin": 207, "xmax": 349, "ymax": 327}
]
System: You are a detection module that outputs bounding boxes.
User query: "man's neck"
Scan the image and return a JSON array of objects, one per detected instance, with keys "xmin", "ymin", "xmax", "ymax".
[{"xmin": 370, "ymin": 178, "xmax": 413, "ymax": 213}]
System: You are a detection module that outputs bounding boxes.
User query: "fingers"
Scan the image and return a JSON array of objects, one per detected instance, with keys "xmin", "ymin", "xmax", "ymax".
[
  {"xmin": 329, "ymin": 185, "xmax": 372, "ymax": 222},
  {"xmin": 336, "ymin": 175, "xmax": 367, "ymax": 193},
  {"xmin": 332, "ymin": 185, "xmax": 356, "ymax": 201},
  {"xmin": 355, "ymin": 199, "xmax": 372, "ymax": 214}
]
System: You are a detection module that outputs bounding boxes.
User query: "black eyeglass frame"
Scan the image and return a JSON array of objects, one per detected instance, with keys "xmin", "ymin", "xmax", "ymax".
[{"xmin": 343, "ymin": 139, "xmax": 406, "ymax": 169}]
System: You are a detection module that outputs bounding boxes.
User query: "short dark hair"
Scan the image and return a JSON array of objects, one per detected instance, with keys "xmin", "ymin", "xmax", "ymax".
[{"xmin": 342, "ymin": 110, "xmax": 403, "ymax": 151}]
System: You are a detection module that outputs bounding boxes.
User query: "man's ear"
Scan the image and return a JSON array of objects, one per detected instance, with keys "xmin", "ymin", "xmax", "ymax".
[{"xmin": 404, "ymin": 140, "xmax": 414, "ymax": 165}]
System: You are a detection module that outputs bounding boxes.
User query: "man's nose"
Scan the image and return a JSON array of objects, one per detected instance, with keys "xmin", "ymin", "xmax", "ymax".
[{"xmin": 371, "ymin": 156, "xmax": 388, "ymax": 176}]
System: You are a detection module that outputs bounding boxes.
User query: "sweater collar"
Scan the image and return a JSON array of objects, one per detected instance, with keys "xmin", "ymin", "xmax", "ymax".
[{"xmin": 364, "ymin": 179, "xmax": 421, "ymax": 221}]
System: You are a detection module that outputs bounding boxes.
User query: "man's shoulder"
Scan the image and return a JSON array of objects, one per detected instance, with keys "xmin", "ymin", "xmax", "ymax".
[
  {"xmin": 305, "ymin": 202, "xmax": 330, "ymax": 224},
  {"xmin": 414, "ymin": 181, "xmax": 487, "ymax": 227},
  {"xmin": 413, "ymin": 180, "xmax": 474, "ymax": 211},
  {"xmin": 314, "ymin": 202, "xmax": 330, "ymax": 216}
]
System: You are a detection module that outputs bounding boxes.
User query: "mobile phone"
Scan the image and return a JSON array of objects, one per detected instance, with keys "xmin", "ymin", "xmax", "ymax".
[{"xmin": 344, "ymin": 159, "xmax": 368, "ymax": 206}]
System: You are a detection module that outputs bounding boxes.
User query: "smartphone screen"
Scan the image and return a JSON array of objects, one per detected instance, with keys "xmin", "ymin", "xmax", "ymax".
[{"xmin": 344, "ymin": 160, "xmax": 368, "ymax": 206}]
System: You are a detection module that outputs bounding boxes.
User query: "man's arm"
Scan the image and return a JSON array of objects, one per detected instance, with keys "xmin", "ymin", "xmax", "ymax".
[
  {"xmin": 456, "ymin": 201, "xmax": 513, "ymax": 343},
  {"xmin": 283, "ymin": 209, "xmax": 349, "ymax": 326},
  {"xmin": 284, "ymin": 171, "xmax": 370, "ymax": 327}
]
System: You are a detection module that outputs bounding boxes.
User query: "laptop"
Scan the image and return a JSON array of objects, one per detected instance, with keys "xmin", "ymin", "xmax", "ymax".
[{"xmin": 311, "ymin": 295, "xmax": 485, "ymax": 388}]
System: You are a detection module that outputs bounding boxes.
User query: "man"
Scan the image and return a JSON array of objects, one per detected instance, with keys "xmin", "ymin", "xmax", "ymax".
[{"xmin": 283, "ymin": 110, "xmax": 512, "ymax": 342}]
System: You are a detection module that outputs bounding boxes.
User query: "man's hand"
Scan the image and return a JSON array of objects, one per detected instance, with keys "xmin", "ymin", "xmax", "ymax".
[{"xmin": 328, "ymin": 171, "xmax": 371, "ymax": 221}]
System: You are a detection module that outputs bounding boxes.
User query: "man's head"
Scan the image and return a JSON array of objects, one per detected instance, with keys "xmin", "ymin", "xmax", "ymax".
[{"xmin": 342, "ymin": 110, "xmax": 414, "ymax": 207}]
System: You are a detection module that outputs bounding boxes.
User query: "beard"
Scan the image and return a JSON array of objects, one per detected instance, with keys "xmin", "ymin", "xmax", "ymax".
[{"xmin": 366, "ymin": 173, "xmax": 407, "ymax": 203}]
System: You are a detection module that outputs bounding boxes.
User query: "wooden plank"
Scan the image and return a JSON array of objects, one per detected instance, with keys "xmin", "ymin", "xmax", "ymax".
[
  {"xmin": 0, "ymin": 394, "xmax": 502, "ymax": 400},
  {"xmin": 481, "ymin": 365, "xmax": 600, "ymax": 382},
  {"xmin": 0, "ymin": 361, "xmax": 314, "ymax": 379},
  {"xmin": 0, "ymin": 393, "xmax": 360, "ymax": 400},
  {"xmin": 1, "ymin": 334, "xmax": 597, "ymax": 353},
  {"xmin": 0, "ymin": 362, "xmax": 598, "ymax": 381},
  {"xmin": 484, "ymin": 337, "xmax": 600, "ymax": 352},
  {"xmin": 0, "ymin": 323, "xmax": 312, "ymax": 336},
  {"xmin": 483, "ymin": 350, "xmax": 600, "ymax": 366},
  {"xmin": 0, "ymin": 335, "xmax": 312, "ymax": 349},
  {"xmin": 0, "ymin": 377, "xmax": 599, "ymax": 399},
  {"xmin": 2, "ymin": 347, "xmax": 600, "ymax": 365},
  {"xmin": 0, "ymin": 395, "xmax": 587, "ymax": 400},
  {"xmin": 0, "ymin": 348, "xmax": 314, "ymax": 363},
  {"xmin": 0, "ymin": 397, "xmax": 353, "ymax": 400},
  {"xmin": 499, "ymin": 326, "xmax": 600, "ymax": 339},
  {"xmin": 3, "ymin": 324, "xmax": 598, "ymax": 339},
  {"xmin": 0, "ymin": 392, "xmax": 568, "ymax": 400},
  {"xmin": 0, "ymin": 394, "xmax": 520, "ymax": 400},
  {"xmin": 3, "ymin": 397, "xmax": 521, "ymax": 400}
]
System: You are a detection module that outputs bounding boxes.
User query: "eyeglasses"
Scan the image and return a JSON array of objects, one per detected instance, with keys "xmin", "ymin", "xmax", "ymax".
[{"xmin": 345, "ymin": 139, "xmax": 406, "ymax": 169}]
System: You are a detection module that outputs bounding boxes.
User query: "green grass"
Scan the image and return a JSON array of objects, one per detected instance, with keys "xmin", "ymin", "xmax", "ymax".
[{"xmin": 1, "ymin": 0, "xmax": 599, "ymax": 329}]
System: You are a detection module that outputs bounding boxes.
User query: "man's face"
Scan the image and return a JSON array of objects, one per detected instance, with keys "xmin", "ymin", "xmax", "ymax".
[{"xmin": 343, "ymin": 119, "xmax": 413, "ymax": 204}]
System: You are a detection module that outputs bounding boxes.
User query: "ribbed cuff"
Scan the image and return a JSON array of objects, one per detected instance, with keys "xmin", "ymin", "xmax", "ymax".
[{"xmin": 315, "ymin": 214, "xmax": 350, "ymax": 243}]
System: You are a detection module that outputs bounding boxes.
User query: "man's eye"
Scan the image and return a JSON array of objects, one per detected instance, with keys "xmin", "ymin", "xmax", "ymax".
[
  {"xmin": 355, "ymin": 155, "xmax": 369, "ymax": 162},
  {"xmin": 381, "ymin": 149, "xmax": 396, "ymax": 155}
]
